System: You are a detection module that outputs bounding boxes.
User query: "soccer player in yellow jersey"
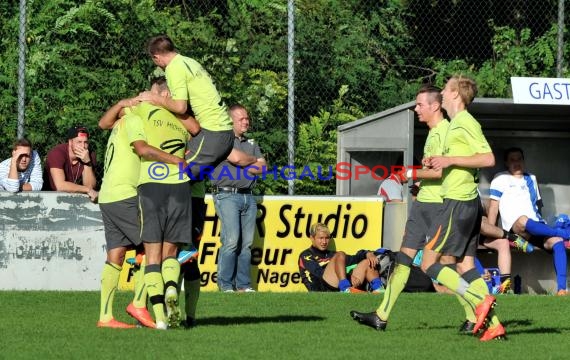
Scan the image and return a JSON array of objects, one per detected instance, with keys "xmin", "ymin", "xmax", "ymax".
[
  {"xmin": 96, "ymin": 99, "xmax": 155, "ymax": 329},
  {"xmin": 353, "ymin": 79, "xmax": 505, "ymax": 341},
  {"xmin": 421, "ymin": 75, "xmax": 504, "ymax": 341},
  {"xmin": 351, "ymin": 85, "xmax": 449, "ymax": 329},
  {"xmin": 126, "ymin": 77, "xmax": 195, "ymax": 330},
  {"xmin": 140, "ymin": 34, "xmax": 234, "ymax": 179}
]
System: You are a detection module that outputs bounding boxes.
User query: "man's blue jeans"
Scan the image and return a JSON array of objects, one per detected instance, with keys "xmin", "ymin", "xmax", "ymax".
[{"xmin": 213, "ymin": 192, "xmax": 257, "ymax": 291}]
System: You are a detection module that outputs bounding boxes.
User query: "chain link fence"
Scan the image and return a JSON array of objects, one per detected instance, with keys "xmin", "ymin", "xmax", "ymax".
[
  {"xmin": 407, "ymin": 0, "xmax": 557, "ymax": 64},
  {"xmin": 0, "ymin": 0, "xmax": 565, "ymax": 195}
]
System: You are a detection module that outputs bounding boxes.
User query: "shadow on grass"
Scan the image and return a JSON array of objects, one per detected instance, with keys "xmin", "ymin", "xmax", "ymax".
[
  {"xmin": 198, "ymin": 315, "xmax": 325, "ymax": 326},
  {"xmin": 502, "ymin": 319, "xmax": 570, "ymax": 335},
  {"xmin": 410, "ymin": 323, "xmax": 456, "ymax": 330},
  {"xmin": 420, "ymin": 319, "xmax": 535, "ymax": 331},
  {"xmin": 505, "ymin": 327, "xmax": 570, "ymax": 335},
  {"xmin": 502, "ymin": 319, "xmax": 532, "ymax": 327},
  {"xmin": 416, "ymin": 319, "xmax": 570, "ymax": 335}
]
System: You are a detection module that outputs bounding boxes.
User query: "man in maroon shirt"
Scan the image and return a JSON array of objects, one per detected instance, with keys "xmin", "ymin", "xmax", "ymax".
[{"xmin": 44, "ymin": 125, "xmax": 98, "ymax": 201}]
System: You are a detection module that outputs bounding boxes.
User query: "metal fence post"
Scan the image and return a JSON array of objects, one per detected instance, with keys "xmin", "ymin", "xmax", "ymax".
[
  {"xmin": 17, "ymin": 0, "xmax": 27, "ymax": 139},
  {"xmin": 287, "ymin": 0, "xmax": 295, "ymax": 195},
  {"xmin": 557, "ymin": 0, "xmax": 565, "ymax": 77}
]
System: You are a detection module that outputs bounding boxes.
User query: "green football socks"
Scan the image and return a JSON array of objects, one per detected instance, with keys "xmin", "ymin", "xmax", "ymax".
[
  {"xmin": 455, "ymin": 294, "xmax": 476, "ymax": 322},
  {"xmin": 162, "ymin": 257, "xmax": 180, "ymax": 291},
  {"xmin": 144, "ymin": 267, "xmax": 166, "ymax": 323},
  {"xmin": 132, "ymin": 258, "xmax": 147, "ymax": 308},
  {"xmin": 99, "ymin": 262, "xmax": 121, "ymax": 322},
  {"xmin": 376, "ymin": 264, "xmax": 411, "ymax": 320}
]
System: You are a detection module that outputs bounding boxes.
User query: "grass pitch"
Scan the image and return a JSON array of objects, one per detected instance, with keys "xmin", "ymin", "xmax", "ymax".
[{"xmin": 0, "ymin": 291, "xmax": 568, "ymax": 359}]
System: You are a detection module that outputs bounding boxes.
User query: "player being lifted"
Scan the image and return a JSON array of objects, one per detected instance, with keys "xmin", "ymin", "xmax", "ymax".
[{"xmin": 140, "ymin": 34, "xmax": 234, "ymax": 179}]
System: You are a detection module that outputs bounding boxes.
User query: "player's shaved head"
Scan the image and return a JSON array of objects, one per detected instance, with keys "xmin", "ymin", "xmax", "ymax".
[{"xmin": 417, "ymin": 84, "xmax": 442, "ymax": 105}]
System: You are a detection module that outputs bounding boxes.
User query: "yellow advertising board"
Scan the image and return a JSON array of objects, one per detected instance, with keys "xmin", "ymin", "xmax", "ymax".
[{"xmin": 119, "ymin": 196, "xmax": 384, "ymax": 292}]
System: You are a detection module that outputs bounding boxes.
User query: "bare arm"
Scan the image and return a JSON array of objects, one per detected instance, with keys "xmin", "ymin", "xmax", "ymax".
[
  {"xmin": 73, "ymin": 148, "xmax": 96, "ymax": 189},
  {"xmin": 246, "ymin": 157, "xmax": 267, "ymax": 175},
  {"xmin": 410, "ymin": 167, "xmax": 442, "ymax": 180},
  {"xmin": 80, "ymin": 164, "xmax": 97, "ymax": 189},
  {"xmin": 227, "ymin": 149, "xmax": 258, "ymax": 167},
  {"xmin": 176, "ymin": 114, "xmax": 201, "ymax": 136},
  {"xmin": 132, "ymin": 140, "xmax": 185, "ymax": 166},
  {"xmin": 137, "ymin": 92, "xmax": 187, "ymax": 115},
  {"xmin": 99, "ymin": 98, "xmax": 139, "ymax": 129},
  {"xmin": 50, "ymin": 167, "xmax": 92, "ymax": 194},
  {"xmin": 428, "ymin": 152, "xmax": 495, "ymax": 171}
]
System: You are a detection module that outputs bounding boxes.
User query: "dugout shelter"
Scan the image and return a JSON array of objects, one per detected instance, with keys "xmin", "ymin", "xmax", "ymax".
[
  {"xmin": 337, "ymin": 98, "xmax": 570, "ymax": 293},
  {"xmin": 337, "ymin": 98, "xmax": 570, "ymax": 208}
]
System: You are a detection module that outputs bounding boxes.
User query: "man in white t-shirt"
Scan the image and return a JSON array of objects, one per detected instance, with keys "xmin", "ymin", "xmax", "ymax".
[{"xmin": 487, "ymin": 147, "xmax": 568, "ymax": 295}]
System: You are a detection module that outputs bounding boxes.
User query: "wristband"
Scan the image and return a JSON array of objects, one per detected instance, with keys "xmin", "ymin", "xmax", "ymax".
[
  {"xmin": 83, "ymin": 161, "xmax": 92, "ymax": 167},
  {"xmin": 406, "ymin": 169, "xmax": 413, "ymax": 179}
]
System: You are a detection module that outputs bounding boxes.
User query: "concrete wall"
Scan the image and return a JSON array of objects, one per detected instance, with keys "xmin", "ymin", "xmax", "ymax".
[
  {"xmin": 0, "ymin": 192, "xmax": 386, "ymax": 292},
  {"xmin": 1, "ymin": 192, "xmax": 565, "ymax": 293},
  {"xmin": 0, "ymin": 192, "xmax": 104, "ymax": 290}
]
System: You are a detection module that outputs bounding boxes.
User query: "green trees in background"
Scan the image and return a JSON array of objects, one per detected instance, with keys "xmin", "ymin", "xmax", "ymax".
[{"xmin": 0, "ymin": 0, "xmax": 565, "ymax": 194}]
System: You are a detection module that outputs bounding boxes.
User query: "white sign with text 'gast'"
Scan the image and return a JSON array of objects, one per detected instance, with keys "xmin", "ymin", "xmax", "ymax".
[{"xmin": 511, "ymin": 77, "xmax": 570, "ymax": 105}]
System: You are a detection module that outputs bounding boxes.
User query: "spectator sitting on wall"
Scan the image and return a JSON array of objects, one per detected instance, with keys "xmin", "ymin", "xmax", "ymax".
[
  {"xmin": 43, "ymin": 125, "xmax": 98, "ymax": 201},
  {"xmin": 0, "ymin": 138, "xmax": 43, "ymax": 192},
  {"xmin": 298, "ymin": 223, "xmax": 383, "ymax": 293}
]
